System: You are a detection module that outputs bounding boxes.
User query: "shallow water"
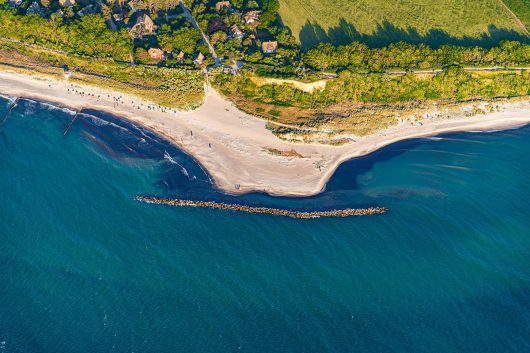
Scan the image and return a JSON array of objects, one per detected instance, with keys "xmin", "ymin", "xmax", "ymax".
[{"xmin": 1, "ymin": 98, "xmax": 530, "ymax": 352}]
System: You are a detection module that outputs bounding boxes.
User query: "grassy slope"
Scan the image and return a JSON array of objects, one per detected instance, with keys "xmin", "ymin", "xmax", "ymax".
[{"xmin": 278, "ymin": 0, "xmax": 527, "ymax": 49}]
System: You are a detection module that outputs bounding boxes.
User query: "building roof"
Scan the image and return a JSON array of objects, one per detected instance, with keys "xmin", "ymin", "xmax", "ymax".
[
  {"xmin": 137, "ymin": 13, "xmax": 155, "ymax": 28},
  {"xmin": 229, "ymin": 24, "xmax": 243, "ymax": 36},
  {"xmin": 261, "ymin": 40, "xmax": 278, "ymax": 53},
  {"xmin": 113, "ymin": 12, "xmax": 124, "ymax": 21},
  {"xmin": 194, "ymin": 52, "xmax": 205, "ymax": 65},
  {"xmin": 58, "ymin": 0, "xmax": 75, "ymax": 7},
  {"xmin": 129, "ymin": 13, "xmax": 157, "ymax": 38},
  {"xmin": 26, "ymin": 2, "xmax": 45, "ymax": 16},
  {"xmin": 148, "ymin": 48, "xmax": 164, "ymax": 60},
  {"xmin": 8, "ymin": 0, "xmax": 24, "ymax": 6},
  {"xmin": 77, "ymin": 4, "xmax": 96, "ymax": 17},
  {"xmin": 215, "ymin": 1, "xmax": 230, "ymax": 11},
  {"xmin": 242, "ymin": 10, "xmax": 261, "ymax": 24}
]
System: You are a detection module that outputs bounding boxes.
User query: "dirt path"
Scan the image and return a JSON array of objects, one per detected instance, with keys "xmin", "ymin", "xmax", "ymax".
[
  {"xmin": 495, "ymin": 0, "xmax": 530, "ymax": 37},
  {"xmin": 250, "ymin": 77, "xmax": 328, "ymax": 93}
]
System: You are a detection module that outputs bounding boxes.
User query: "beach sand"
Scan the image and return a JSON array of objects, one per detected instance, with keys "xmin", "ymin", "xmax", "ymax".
[{"xmin": 1, "ymin": 70, "xmax": 530, "ymax": 196}]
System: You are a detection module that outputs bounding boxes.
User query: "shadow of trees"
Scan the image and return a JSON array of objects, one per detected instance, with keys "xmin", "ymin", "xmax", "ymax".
[{"xmin": 298, "ymin": 18, "xmax": 530, "ymax": 50}]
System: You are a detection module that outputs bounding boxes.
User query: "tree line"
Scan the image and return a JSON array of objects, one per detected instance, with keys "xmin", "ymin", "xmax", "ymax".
[
  {"xmin": 302, "ymin": 40, "xmax": 530, "ymax": 72},
  {"xmin": 0, "ymin": 7, "xmax": 132, "ymax": 61}
]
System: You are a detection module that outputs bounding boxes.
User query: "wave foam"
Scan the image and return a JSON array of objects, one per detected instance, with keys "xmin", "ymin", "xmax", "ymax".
[
  {"xmin": 0, "ymin": 94, "xmax": 17, "ymax": 103},
  {"xmin": 81, "ymin": 113, "xmax": 128, "ymax": 132},
  {"xmin": 164, "ymin": 151, "xmax": 190, "ymax": 178}
]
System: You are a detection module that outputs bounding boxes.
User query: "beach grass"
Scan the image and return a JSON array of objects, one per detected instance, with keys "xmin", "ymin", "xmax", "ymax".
[
  {"xmin": 211, "ymin": 67, "xmax": 530, "ymax": 143},
  {"xmin": 0, "ymin": 40, "xmax": 205, "ymax": 109}
]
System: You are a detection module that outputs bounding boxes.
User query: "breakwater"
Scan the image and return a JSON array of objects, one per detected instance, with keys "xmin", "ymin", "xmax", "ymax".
[{"xmin": 136, "ymin": 196, "xmax": 387, "ymax": 218}]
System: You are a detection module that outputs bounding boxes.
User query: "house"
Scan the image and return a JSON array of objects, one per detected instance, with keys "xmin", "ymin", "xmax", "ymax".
[
  {"xmin": 229, "ymin": 24, "xmax": 244, "ymax": 40},
  {"xmin": 129, "ymin": 14, "xmax": 157, "ymax": 39},
  {"xmin": 193, "ymin": 52, "xmax": 204, "ymax": 66},
  {"xmin": 26, "ymin": 2, "xmax": 45, "ymax": 16},
  {"xmin": 261, "ymin": 40, "xmax": 278, "ymax": 54},
  {"xmin": 242, "ymin": 10, "xmax": 261, "ymax": 24},
  {"xmin": 58, "ymin": 0, "xmax": 75, "ymax": 7},
  {"xmin": 215, "ymin": 1, "xmax": 230, "ymax": 11},
  {"xmin": 8, "ymin": 0, "xmax": 23, "ymax": 7},
  {"xmin": 113, "ymin": 12, "xmax": 124, "ymax": 22},
  {"xmin": 148, "ymin": 48, "xmax": 165, "ymax": 61},
  {"xmin": 176, "ymin": 51, "xmax": 185, "ymax": 63},
  {"xmin": 77, "ymin": 4, "xmax": 96, "ymax": 17}
]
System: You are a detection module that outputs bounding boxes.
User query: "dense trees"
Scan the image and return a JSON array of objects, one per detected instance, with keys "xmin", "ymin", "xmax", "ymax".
[
  {"xmin": 128, "ymin": 0, "xmax": 180, "ymax": 12},
  {"xmin": 303, "ymin": 40, "xmax": 530, "ymax": 72},
  {"xmin": 0, "ymin": 8, "xmax": 132, "ymax": 60},
  {"xmin": 258, "ymin": 0, "xmax": 278, "ymax": 26},
  {"xmin": 157, "ymin": 26, "xmax": 202, "ymax": 53}
]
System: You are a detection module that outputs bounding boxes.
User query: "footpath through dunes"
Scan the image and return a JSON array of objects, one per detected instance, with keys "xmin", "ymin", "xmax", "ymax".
[{"xmin": 135, "ymin": 196, "xmax": 387, "ymax": 218}]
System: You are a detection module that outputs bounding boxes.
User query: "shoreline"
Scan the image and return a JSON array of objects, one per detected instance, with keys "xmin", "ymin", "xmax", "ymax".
[{"xmin": 1, "ymin": 69, "xmax": 530, "ymax": 197}]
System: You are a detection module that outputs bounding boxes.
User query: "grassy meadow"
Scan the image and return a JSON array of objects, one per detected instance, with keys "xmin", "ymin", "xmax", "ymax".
[
  {"xmin": 504, "ymin": 0, "xmax": 530, "ymax": 28},
  {"xmin": 278, "ymin": 0, "xmax": 529, "ymax": 49}
]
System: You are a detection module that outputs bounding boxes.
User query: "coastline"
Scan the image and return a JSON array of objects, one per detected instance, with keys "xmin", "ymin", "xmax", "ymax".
[{"xmin": 1, "ymin": 69, "xmax": 530, "ymax": 197}]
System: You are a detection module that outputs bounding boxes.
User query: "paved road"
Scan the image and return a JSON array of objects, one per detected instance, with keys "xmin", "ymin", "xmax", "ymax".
[{"xmin": 178, "ymin": 0, "xmax": 221, "ymax": 66}]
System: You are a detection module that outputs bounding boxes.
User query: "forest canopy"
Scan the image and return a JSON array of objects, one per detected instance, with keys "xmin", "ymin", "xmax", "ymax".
[
  {"xmin": 0, "ymin": 7, "xmax": 132, "ymax": 61},
  {"xmin": 302, "ymin": 41, "xmax": 530, "ymax": 72}
]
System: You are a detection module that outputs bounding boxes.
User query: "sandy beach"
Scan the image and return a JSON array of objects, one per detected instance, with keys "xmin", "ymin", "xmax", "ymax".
[{"xmin": 1, "ymin": 69, "xmax": 530, "ymax": 197}]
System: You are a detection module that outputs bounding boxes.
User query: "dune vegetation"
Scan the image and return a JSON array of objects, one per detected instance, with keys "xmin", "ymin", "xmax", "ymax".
[{"xmin": 0, "ymin": 39, "xmax": 204, "ymax": 109}]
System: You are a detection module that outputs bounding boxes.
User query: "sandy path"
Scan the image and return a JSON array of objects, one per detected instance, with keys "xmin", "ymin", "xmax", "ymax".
[
  {"xmin": 1, "ymin": 70, "xmax": 530, "ymax": 197},
  {"xmin": 250, "ymin": 77, "xmax": 328, "ymax": 93}
]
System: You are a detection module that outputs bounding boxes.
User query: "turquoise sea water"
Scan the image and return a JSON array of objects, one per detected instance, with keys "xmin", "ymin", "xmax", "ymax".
[{"xmin": 1, "ymin": 97, "xmax": 530, "ymax": 352}]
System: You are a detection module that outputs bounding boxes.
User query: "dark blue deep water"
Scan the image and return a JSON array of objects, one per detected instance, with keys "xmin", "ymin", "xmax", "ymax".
[{"xmin": 1, "ymin": 97, "xmax": 530, "ymax": 352}]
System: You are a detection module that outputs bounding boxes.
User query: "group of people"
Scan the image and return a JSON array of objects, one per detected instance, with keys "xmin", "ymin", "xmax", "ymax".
[{"xmin": 63, "ymin": 83, "xmax": 180, "ymax": 116}]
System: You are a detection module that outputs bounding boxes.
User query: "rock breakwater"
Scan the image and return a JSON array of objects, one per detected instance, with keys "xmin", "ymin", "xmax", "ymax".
[{"xmin": 136, "ymin": 196, "xmax": 387, "ymax": 218}]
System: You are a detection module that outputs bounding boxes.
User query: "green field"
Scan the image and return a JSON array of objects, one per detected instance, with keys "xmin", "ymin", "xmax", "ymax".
[
  {"xmin": 278, "ymin": 0, "xmax": 529, "ymax": 49},
  {"xmin": 504, "ymin": 0, "xmax": 530, "ymax": 27}
]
